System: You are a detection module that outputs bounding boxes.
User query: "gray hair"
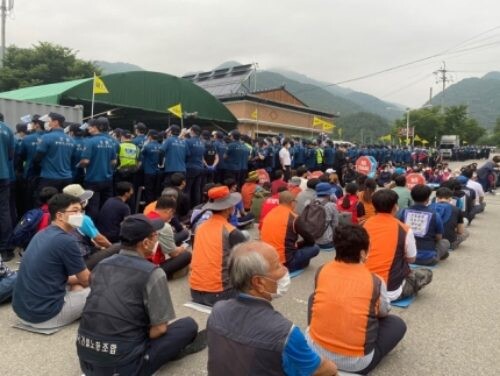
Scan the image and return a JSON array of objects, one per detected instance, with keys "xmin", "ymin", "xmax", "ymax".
[
  {"xmin": 229, "ymin": 244, "xmax": 270, "ymax": 292},
  {"xmin": 161, "ymin": 187, "xmax": 178, "ymax": 198}
]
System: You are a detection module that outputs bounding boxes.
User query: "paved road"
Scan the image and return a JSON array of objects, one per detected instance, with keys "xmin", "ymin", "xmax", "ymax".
[{"xmin": 1, "ymin": 160, "xmax": 499, "ymax": 375}]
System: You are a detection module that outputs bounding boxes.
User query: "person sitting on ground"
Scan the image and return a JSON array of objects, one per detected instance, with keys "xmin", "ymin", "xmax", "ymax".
[
  {"xmin": 190, "ymin": 183, "xmax": 216, "ymax": 232},
  {"xmin": 250, "ymin": 181, "xmax": 271, "ymax": 223},
  {"xmin": 96, "ymin": 181, "xmax": 134, "ymax": 243},
  {"xmin": 77, "ymin": 214, "xmax": 204, "ymax": 376},
  {"xmin": 189, "ymin": 186, "xmax": 247, "ymax": 306},
  {"xmin": 225, "ymin": 178, "xmax": 255, "ymax": 229},
  {"xmin": 314, "ymin": 182, "xmax": 339, "ymax": 250},
  {"xmin": 364, "ymin": 189, "xmax": 433, "ymax": 302},
  {"xmin": 146, "ymin": 196, "xmax": 192, "ymax": 279},
  {"xmin": 271, "ymin": 169, "xmax": 288, "ymax": 195},
  {"xmin": 462, "ymin": 168, "xmax": 486, "ymax": 213},
  {"xmin": 358, "ymin": 178, "xmax": 377, "ymax": 221},
  {"xmin": 391, "ymin": 174, "xmax": 412, "ymax": 212},
  {"xmin": 0, "ymin": 254, "xmax": 17, "ymax": 304},
  {"xmin": 287, "ymin": 176, "xmax": 302, "ymax": 197},
  {"xmin": 295, "ymin": 177, "xmax": 320, "ymax": 215},
  {"xmin": 36, "ymin": 186, "xmax": 59, "ymax": 232},
  {"xmin": 430, "ymin": 187, "xmax": 469, "ymax": 250},
  {"xmin": 258, "ymin": 185, "xmax": 287, "ymax": 229},
  {"xmin": 296, "ymin": 165, "xmax": 308, "ymax": 191},
  {"xmin": 261, "ymin": 191, "xmax": 320, "ymax": 272},
  {"xmin": 328, "ymin": 172, "xmax": 343, "ymax": 199},
  {"xmin": 207, "ymin": 240, "xmax": 338, "ymax": 376},
  {"xmin": 62, "ymin": 184, "xmax": 113, "ymax": 269},
  {"xmin": 336, "ymin": 182, "xmax": 365, "ymax": 224},
  {"xmin": 12, "ymin": 194, "xmax": 90, "ymax": 329},
  {"xmin": 399, "ymin": 184, "xmax": 450, "ymax": 266},
  {"xmin": 476, "ymin": 155, "xmax": 500, "ymax": 193},
  {"xmin": 241, "ymin": 170, "xmax": 260, "ymax": 211},
  {"xmin": 167, "ymin": 172, "xmax": 191, "ymax": 222},
  {"xmin": 307, "ymin": 224, "xmax": 406, "ymax": 375}
]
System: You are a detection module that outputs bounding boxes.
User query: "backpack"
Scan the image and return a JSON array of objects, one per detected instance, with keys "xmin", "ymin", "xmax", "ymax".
[
  {"xmin": 297, "ymin": 199, "xmax": 328, "ymax": 240},
  {"xmin": 338, "ymin": 212, "xmax": 353, "ymax": 225},
  {"xmin": 8, "ymin": 208, "xmax": 44, "ymax": 249}
]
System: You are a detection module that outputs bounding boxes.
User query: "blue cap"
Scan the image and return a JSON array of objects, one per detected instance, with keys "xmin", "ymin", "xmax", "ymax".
[
  {"xmin": 457, "ymin": 175, "xmax": 468, "ymax": 185},
  {"xmin": 315, "ymin": 182, "xmax": 334, "ymax": 197}
]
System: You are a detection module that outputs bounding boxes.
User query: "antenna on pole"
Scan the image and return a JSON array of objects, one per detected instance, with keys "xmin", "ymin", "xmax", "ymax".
[
  {"xmin": 1, "ymin": 0, "xmax": 14, "ymax": 67},
  {"xmin": 433, "ymin": 61, "xmax": 452, "ymax": 112}
]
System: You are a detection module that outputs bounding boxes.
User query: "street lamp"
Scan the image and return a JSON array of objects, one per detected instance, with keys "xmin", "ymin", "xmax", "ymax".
[{"xmin": 406, "ymin": 108, "xmax": 410, "ymax": 146}]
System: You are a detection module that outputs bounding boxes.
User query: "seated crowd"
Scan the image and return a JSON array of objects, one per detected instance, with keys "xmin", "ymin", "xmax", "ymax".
[{"xmin": 0, "ymin": 127, "xmax": 497, "ymax": 375}]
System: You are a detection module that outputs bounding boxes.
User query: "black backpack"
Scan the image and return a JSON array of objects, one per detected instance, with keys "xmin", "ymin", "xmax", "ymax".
[{"xmin": 297, "ymin": 199, "xmax": 328, "ymax": 240}]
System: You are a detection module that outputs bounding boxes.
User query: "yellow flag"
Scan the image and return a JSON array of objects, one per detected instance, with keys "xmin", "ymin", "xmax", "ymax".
[
  {"xmin": 379, "ymin": 134, "xmax": 392, "ymax": 142},
  {"xmin": 422, "ymin": 139, "xmax": 429, "ymax": 144},
  {"xmin": 93, "ymin": 73, "xmax": 109, "ymax": 94},
  {"xmin": 313, "ymin": 116, "xmax": 334, "ymax": 130},
  {"xmin": 414, "ymin": 134, "xmax": 422, "ymax": 142},
  {"xmin": 251, "ymin": 109, "xmax": 258, "ymax": 119},
  {"xmin": 168, "ymin": 103, "xmax": 183, "ymax": 118}
]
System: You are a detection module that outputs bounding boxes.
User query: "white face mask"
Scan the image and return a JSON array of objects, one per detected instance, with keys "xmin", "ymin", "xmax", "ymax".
[
  {"xmin": 152, "ymin": 241, "xmax": 159, "ymax": 252},
  {"xmin": 67, "ymin": 213, "xmax": 84, "ymax": 228},
  {"xmin": 264, "ymin": 272, "xmax": 291, "ymax": 299},
  {"xmin": 44, "ymin": 122, "xmax": 51, "ymax": 131}
]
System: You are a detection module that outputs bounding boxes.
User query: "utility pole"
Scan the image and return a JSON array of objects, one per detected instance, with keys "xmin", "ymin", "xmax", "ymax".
[
  {"xmin": 0, "ymin": 0, "xmax": 13, "ymax": 67},
  {"xmin": 434, "ymin": 61, "xmax": 451, "ymax": 112}
]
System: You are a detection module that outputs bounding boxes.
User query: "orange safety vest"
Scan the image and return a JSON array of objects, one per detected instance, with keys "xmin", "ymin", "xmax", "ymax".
[
  {"xmin": 260, "ymin": 205, "xmax": 297, "ymax": 265},
  {"xmin": 309, "ymin": 261, "xmax": 381, "ymax": 357},
  {"xmin": 364, "ymin": 214, "xmax": 411, "ymax": 291},
  {"xmin": 189, "ymin": 214, "xmax": 236, "ymax": 292},
  {"xmin": 358, "ymin": 191, "xmax": 376, "ymax": 220}
]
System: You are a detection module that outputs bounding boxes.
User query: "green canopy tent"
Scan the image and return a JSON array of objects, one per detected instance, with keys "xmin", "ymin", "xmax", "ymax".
[{"xmin": 0, "ymin": 71, "xmax": 237, "ymax": 129}]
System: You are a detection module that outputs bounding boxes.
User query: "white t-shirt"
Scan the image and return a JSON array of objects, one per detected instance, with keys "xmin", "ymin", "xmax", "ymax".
[
  {"xmin": 279, "ymin": 147, "xmax": 291, "ymax": 167},
  {"xmin": 466, "ymin": 179, "xmax": 484, "ymax": 206},
  {"xmin": 387, "ymin": 228, "xmax": 417, "ymax": 301}
]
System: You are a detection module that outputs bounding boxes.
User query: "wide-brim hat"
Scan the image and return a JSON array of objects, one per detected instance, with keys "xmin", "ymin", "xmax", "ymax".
[
  {"xmin": 246, "ymin": 170, "xmax": 259, "ymax": 182},
  {"xmin": 203, "ymin": 186, "xmax": 241, "ymax": 211},
  {"xmin": 63, "ymin": 184, "xmax": 94, "ymax": 202}
]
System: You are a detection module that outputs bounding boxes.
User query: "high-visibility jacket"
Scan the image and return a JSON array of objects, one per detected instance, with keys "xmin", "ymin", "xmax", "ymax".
[
  {"xmin": 189, "ymin": 214, "xmax": 237, "ymax": 292},
  {"xmin": 118, "ymin": 141, "xmax": 138, "ymax": 168},
  {"xmin": 309, "ymin": 261, "xmax": 381, "ymax": 357},
  {"xmin": 364, "ymin": 214, "xmax": 411, "ymax": 291}
]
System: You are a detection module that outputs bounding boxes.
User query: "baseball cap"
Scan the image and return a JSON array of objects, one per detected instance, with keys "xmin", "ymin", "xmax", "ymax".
[
  {"xmin": 63, "ymin": 184, "xmax": 94, "ymax": 202},
  {"xmin": 120, "ymin": 214, "xmax": 165, "ymax": 244}
]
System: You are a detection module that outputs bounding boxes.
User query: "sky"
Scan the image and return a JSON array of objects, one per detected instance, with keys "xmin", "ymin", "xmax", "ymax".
[{"xmin": 7, "ymin": 0, "xmax": 500, "ymax": 107}]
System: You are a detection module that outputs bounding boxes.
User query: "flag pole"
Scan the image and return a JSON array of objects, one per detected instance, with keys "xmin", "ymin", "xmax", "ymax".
[{"xmin": 91, "ymin": 73, "xmax": 96, "ymax": 119}]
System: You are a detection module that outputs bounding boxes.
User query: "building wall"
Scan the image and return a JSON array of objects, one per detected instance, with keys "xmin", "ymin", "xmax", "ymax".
[
  {"xmin": 224, "ymin": 101, "xmax": 333, "ymax": 138},
  {"xmin": 254, "ymin": 89, "xmax": 305, "ymax": 107}
]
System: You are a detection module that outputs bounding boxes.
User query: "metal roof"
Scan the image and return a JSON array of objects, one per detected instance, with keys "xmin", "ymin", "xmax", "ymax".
[
  {"xmin": 0, "ymin": 71, "xmax": 237, "ymax": 125},
  {"xmin": 182, "ymin": 64, "xmax": 254, "ymax": 97}
]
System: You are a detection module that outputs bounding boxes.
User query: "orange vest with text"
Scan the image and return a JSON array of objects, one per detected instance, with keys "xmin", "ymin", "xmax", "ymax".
[
  {"xmin": 364, "ymin": 214, "xmax": 411, "ymax": 291},
  {"xmin": 260, "ymin": 205, "xmax": 297, "ymax": 265},
  {"xmin": 189, "ymin": 214, "xmax": 236, "ymax": 293},
  {"xmin": 309, "ymin": 261, "xmax": 381, "ymax": 357}
]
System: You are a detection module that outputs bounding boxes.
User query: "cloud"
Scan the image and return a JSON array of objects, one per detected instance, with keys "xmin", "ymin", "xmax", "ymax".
[{"xmin": 7, "ymin": 0, "xmax": 500, "ymax": 107}]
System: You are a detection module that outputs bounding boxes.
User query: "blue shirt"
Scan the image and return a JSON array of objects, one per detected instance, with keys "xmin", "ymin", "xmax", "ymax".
[
  {"xmin": 225, "ymin": 141, "xmax": 245, "ymax": 171},
  {"xmin": 162, "ymin": 136, "xmax": 188, "ymax": 173},
  {"xmin": 399, "ymin": 204, "xmax": 444, "ymax": 260},
  {"xmin": 81, "ymin": 133, "xmax": 117, "ymax": 182},
  {"xmin": 19, "ymin": 131, "xmax": 44, "ymax": 178},
  {"xmin": 12, "ymin": 225, "xmax": 86, "ymax": 323},
  {"xmin": 0, "ymin": 122, "xmax": 15, "ymax": 180},
  {"xmin": 282, "ymin": 326, "xmax": 322, "ymax": 376},
  {"xmin": 96, "ymin": 196, "xmax": 131, "ymax": 243},
  {"xmin": 132, "ymin": 134, "xmax": 146, "ymax": 149},
  {"xmin": 214, "ymin": 140, "xmax": 227, "ymax": 170},
  {"xmin": 185, "ymin": 136, "xmax": 205, "ymax": 170},
  {"xmin": 323, "ymin": 146, "xmax": 334, "ymax": 165},
  {"xmin": 141, "ymin": 140, "xmax": 161, "ymax": 175},
  {"xmin": 36, "ymin": 128, "xmax": 75, "ymax": 179}
]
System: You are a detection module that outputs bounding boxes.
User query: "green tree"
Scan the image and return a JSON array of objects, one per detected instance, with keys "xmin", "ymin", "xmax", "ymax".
[
  {"xmin": 335, "ymin": 112, "xmax": 390, "ymax": 144},
  {"xmin": 490, "ymin": 117, "xmax": 500, "ymax": 146},
  {"xmin": 393, "ymin": 106, "xmax": 444, "ymax": 145},
  {"xmin": 443, "ymin": 105, "xmax": 486, "ymax": 144},
  {"xmin": 0, "ymin": 42, "xmax": 101, "ymax": 91}
]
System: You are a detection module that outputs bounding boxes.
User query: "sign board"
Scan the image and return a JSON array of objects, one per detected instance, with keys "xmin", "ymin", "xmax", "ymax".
[
  {"xmin": 355, "ymin": 156, "xmax": 378, "ymax": 178},
  {"xmin": 406, "ymin": 173, "xmax": 426, "ymax": 189},
  {"xmin": 398, "ymin": 127, "xmax": 414, "ymax": 138}
]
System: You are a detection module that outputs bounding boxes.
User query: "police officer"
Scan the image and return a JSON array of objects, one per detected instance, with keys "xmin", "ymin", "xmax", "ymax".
[
  {"xmin": 212, "ymin": 131, "xmax": 227, "ymax": 184},
  {"xmin": 202, "ymin": 130, "xmax": 218, "ymax": 184},
  {"xmin": 34, "ymin": 112, "xmax": 76, "ymax": 193},
  {"xmin": 0, "ymin": 113, "xmax": 15, "ymax": 261},
  {"xmin": 141, "ymin": 130, "xmax": 162, "ymax": 204},
  {"xmin": 67, "ymin": 123, "xmax": 86, "ymax": 186},
  {"xmin": 161, "ymin": 124, "xmax": 188, "ymax": 188},
  {"xmin": 79, "ymin": 117, "xmax": 117, "ymax": 220},
  {"xmin": 185, "ymin": 124, "xmax": 205, "ymax": 207},
  {"xmin": 133, "ymin": 122, "xmax": 148, "ymax": 149}
]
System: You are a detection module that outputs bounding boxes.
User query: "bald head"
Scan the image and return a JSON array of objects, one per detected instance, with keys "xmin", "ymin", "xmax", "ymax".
[
  {"xmin": 279, "ymin": 190, "xmax": 295, "ymax": 205},
  {"xmin": 229, "ymin": 241, "xmax": 279, "ymax": 292}
]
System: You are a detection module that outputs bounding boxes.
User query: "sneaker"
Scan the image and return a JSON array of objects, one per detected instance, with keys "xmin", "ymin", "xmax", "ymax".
[{"xmin": 172, "ymin": 329, "xmax": 207, "ymax": 360}]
